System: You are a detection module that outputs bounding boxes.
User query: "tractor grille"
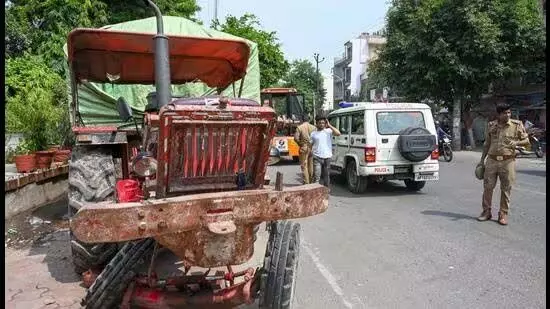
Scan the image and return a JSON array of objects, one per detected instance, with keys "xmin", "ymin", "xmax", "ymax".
[{"xmin": 166, "ymin": 121, "xmax": 268, "ymax": 194}]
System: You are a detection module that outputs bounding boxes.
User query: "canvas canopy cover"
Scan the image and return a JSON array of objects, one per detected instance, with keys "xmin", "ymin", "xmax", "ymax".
[{"xmin": 63, "ymin": 16, "xmax": 260, "ymax": 127}]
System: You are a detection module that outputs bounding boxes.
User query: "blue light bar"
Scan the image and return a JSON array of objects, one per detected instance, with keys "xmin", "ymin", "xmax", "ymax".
[{"xmin": 338, "ymin": 101, "xmax": 355, "ymax": 108}]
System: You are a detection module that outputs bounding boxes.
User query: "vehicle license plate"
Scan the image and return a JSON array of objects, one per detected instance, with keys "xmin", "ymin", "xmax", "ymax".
[{"xmin": 414, "ymin": 172, "xmax": 439, "ymax": 181}]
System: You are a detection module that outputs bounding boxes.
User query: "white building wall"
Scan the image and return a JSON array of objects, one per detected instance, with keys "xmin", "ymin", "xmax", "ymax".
[
  {"xmin": 349, "ymin": 37, "xmax": 367, "ymax": 97},
  {"xmin": 322, "ymin": 74, "xmax": 334, "ymax": 111}
]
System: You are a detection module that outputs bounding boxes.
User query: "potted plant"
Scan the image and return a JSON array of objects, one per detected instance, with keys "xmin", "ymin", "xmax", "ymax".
[
  {"xmin": 13, "ymin": 139, "xmax": 37, "ymax": 173},
  {"xmin": 53, "ymin": 148, "xmax": 71, "ymax": 164}
]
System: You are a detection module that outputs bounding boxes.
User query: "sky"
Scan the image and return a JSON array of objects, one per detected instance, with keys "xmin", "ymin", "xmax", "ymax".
[{"xmin": 197, "ymin": 0, "xmax": 391, "ymax": 75}]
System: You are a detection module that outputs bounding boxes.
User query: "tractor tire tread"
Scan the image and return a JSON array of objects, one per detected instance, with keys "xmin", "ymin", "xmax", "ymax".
[
  {"xmin": 83, "ymin": 238, "xmax": 155, "ymax": 309},
  {"xmin": 260, "ymin": 221, "xmax": 300, "ymax": 309},
  {"xmin": 68, "ymin": 146, "xmax": 118, "ymax": 275}
]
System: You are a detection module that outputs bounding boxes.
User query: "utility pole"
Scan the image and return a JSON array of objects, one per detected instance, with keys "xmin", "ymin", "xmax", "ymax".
[
  {"xmin": 214, "ymin": 0, "xmax": 219, "ymax": 21},
  {"xmin": 313, "ymin": 53, "xmax": 325, "ymax": 120}
]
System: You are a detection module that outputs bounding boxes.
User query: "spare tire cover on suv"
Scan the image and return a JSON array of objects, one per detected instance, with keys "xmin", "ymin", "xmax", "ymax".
[{"xmin": 397, "ymin": 127, "xmax": 437, "ymax": 162}]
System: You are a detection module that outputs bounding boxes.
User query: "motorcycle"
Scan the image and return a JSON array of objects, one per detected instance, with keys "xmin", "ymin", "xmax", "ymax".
[
  {"xmin": 439, "ymin": 136, "xmax": 453, "ymax": 162},
  {"xmin": 516, "ymin": 132, "xmax": 544, "ymax": 158}
]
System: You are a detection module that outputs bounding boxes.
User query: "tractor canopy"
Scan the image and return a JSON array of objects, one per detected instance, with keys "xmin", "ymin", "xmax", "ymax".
[
  {"xmin": 63, "ymin": 16, "xmax": 261, "ymax": 127},
  {"xmin": 67, "ymin": 28, "xmax": 250, "ymax": 87}
]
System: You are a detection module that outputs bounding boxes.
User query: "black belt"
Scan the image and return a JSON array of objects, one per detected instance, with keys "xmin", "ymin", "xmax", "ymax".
[{"xmin": 488, "ymin": 154, "xmax": 515, "ymax": 161}]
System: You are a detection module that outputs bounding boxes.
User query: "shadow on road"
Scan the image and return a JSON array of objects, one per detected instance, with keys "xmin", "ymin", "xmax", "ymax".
[
  {"xmin": 421, "ymin": 210, "xmax": 478, "ymax": 221},
  {"xmin": 28, "ymin": 229, "xmax": 82, "ymax": 284},
  {"xmin": 269, "ymin": 160, "xmax": 299, "ymax": 167},
  {"xmin": 517, "ymin": 169, "xmax": 546, "ymax": 178},
  {"xmin": 329, "ymin": 179, "xmax": 425, "ymax": 198},
  {"xmin": 4, "ymin": 197, "xmax": 82, "ymax": 284},
  {"xmin": 19, "ymin": 198, "xmax": 83, "ymax": 284}
]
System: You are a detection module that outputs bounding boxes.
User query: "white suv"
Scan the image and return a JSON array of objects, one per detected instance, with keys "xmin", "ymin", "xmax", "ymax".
[{"xmin": 327, "ymin": 102, "xmax": 440, "ymax": 193}]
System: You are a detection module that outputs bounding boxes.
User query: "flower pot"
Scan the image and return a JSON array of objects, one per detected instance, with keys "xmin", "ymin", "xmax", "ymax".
[
  {"xmin": 14, "ymin": 154, "xmax": 37, "ymax": 173},
  {"xmin": 47, "ymin": 145, "xmax": 61, "ymax": 151},
  {"xmin": 35, "ymin": 151, "xmax": 55, "ymax": 169},
  {"xmin": 54, "ymin": 149, "xmax": 71, "ymax": 164}
]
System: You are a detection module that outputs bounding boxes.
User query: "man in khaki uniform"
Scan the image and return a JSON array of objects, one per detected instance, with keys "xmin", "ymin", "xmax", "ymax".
[
  {"xmin": 478, "ymin": 103, "xmax": 529, "ymax": 225},
  {"xmin": 294, "ymin": 115, "xmax": 316, "ymax": 184}
]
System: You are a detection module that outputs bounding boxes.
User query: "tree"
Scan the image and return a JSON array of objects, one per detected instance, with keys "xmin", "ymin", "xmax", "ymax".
[
  {"xmin": 281, "ymin": 59, "xmax": 325, "ymax": 113},
  {"xmin": 5, "ymin": 0, "xmax": 202, "ymax": 74},
  {"xmin": 212, "ymin": 14, "xmax": 289, "ymax": 89},
  {"xmin": 360, "ymin": 57, "xmax": 389, "ymax": 101},
  {"xmin": 6, "ymin": 54, "xmax": 68, "ymax": 150},
  {"xmin": 103, "ymin": 0, "xmax": 201, "ymax": 25},
  {"xmin": 374, "ymin": 0, "xmax": 545, "ymax": 149},
  {"xmin": 5, "ymin": 0, "xmax": 202, "ymax": 147}
]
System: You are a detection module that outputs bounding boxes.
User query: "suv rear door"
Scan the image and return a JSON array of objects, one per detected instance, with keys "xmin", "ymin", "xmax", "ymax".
[
  {"xmin": 349, "ymin": 112, "xmax": 366, "ymax": 164},
  {"xmin": 331, "ymin": 114, "xmax": 350, "ymax": 169},
  {"xmin": 375, "ymin": 109, "xmax": 431, "ymax": 165}
]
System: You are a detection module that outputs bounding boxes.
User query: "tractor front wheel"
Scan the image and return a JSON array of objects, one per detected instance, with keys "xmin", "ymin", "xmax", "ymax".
[
  {"xmin": 260, "ymin": 221, "xmax": 301, "ymax": 309},
  {"xmin": 82, "ymin": 238, "xmax": 155, "ymax": 309},
  {"xmin": 68, "ymin": 146, "xmax": 120, "ymax": 275}
]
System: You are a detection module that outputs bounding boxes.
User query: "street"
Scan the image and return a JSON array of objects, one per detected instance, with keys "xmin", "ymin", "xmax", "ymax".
[{"xmin": 5, "ymin": 151, "xmax": 546, "ymax": 309}]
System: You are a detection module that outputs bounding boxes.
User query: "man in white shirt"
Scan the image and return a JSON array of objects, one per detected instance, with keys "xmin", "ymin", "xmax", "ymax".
[{"xmin": 311, "ymin": 115, "xmax": 341, "ymax": 187}]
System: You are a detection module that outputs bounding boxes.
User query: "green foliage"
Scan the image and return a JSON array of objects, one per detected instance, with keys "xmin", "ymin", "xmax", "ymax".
[
  {"xmin": 375, "ymin": 0, "xmax": 546, "ymax": 105},
  {"xmin": 14, "ymin": 139, "xmax": 38, "ymax": 155},
  {"xmin": 6, "ymin": 55, "xmax": 68, "ymax": 151},
  {"xmin": 5, "ymin": 0, "xmax": 201, "ymax": 151},
  {"xmin": 212, "ymin": 14, "xmax": 289, "ymax": 89},
  {"xmin": 103, "ymin": 0, "xmax": 202, "ymax": 25},
  {"xmin": 5, "ymin": 0, "xmax": 109, "ymax": 74},
  {"xmin": 361, "ymin": 57, "xmax": 390, "ymax": 100},
  {"xmin": 281, "ymin": 59, "xmax": 325, "ymax": 112},
  {"xmin": 5, "ymin": 0, "xmax": 202, "ymax": 74}
]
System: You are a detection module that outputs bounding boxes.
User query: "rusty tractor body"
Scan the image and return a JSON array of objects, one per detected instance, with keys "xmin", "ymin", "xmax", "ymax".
[
  {"xmin": 66, "ymin": 1, "xmax": 328, "ymax": 309},
  {"xmin": 260, "ymin": 88, "xmax": 307, "ymax": 165}
]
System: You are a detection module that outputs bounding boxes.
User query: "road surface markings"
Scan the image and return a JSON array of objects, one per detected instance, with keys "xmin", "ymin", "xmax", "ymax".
[{"xmin": 302, "ymin": 239, "xmax": 354, "ymax": 309}]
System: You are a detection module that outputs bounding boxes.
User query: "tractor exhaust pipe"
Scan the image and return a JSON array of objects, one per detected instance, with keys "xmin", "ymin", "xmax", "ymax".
[{"xmin": 145, "ymin": 0, "xmax": 172, "ymax": 109}]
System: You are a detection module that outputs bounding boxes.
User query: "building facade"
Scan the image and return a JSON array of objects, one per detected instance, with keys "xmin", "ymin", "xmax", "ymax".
[
  {"xmin": 332, "ymin": 32, "xmax": 386, "ymax": 108},
  {"xmin": 322, "ymin": 73, "xmax": 334, "ymax": 112}
]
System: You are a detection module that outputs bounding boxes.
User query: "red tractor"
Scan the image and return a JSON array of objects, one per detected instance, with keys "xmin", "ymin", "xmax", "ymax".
[{"xmin": 66, "ymin": 1, "xmax": 328, "ymax": 308}]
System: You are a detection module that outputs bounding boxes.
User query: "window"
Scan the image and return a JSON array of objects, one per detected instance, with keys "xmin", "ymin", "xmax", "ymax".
[
  {"xmin": 339, "ymin": 116, "xmax": 349, "ymax": 134},
  {"xmin": 346, "ymin": 45, "xmax": 352, "ymax": 60},
  {"xmin": 351, "ymin": 113, "xmax": 364, "ymax": 134},
  {"xmin": 344, "ymin": 67, "xmax": 351, "ymax": 82},
  {"xmin": 376, "ymin": 111, "xmax": 426, "ymax": 135},
  {"xmin": 328, "ymin": 117, "xmax": 339, "ymax": 129}
]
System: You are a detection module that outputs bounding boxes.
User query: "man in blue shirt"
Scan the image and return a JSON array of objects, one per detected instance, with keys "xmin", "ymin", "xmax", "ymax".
[{"xmin": 311, "ymin": 115, "xmax": 341, "ymax": 187}]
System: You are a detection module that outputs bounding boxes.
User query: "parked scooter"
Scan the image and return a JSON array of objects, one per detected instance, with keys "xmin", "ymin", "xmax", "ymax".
[
  {"xmin": 439, "ymin": 136, "xmax": 453, "ymax": 162},
  {"xmin": 516, "ymin": 129, "xmax": 544, "ymax": 158}
]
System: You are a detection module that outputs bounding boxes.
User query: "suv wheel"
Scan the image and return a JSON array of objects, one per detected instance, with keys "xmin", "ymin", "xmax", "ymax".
[
  {"xmin": 404, "ymin": 179, "xmax": 426, "ymax": 191},
  {"xmin": 346, "ymin": 161, "xmax": 367, "ymax": 194}
]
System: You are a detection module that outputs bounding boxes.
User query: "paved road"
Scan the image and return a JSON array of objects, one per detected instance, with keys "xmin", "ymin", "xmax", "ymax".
[
  {"xmin": 5, "ymin": 152, "xmax": 546, "ymax": 309},
  {"xmin": 286, "ymin": 152, "xmax": 546, "ymax": 309}
]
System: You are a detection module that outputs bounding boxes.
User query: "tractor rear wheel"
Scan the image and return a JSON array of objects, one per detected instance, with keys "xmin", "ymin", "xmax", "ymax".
[
  {"xmin": 82, "ymin": 238, "xmax": 155, "ymax": 309},
  {"xmin": 260, "ymin": 221, "xmax": 301, "ymax": 309},
  {"xmin": 68, "ymin": 146, "xmax": 119, "ymax": 275}
]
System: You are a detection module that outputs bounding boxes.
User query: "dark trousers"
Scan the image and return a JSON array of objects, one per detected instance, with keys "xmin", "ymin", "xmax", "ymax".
[{"xmin": 313, "ymin": 156, "xmax": 331, "ymax": 187}]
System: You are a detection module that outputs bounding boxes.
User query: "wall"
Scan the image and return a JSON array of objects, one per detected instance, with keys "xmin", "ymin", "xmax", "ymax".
[
  {"xmin": 332, "ymin": 64, "xmax": 345, "ymax": 103},
  {"xmin": 322, "ymin": 73, "xmax": 334, "ymax": 111},
  {"xmin": 5, "ymin": 133, "xmax": 24, "ymax": 153},
  {"xmin": 5, "ymin": 178, "xmax": 69, "ymax": 219},
  {"xmin": 349, "ymin": 37, "xmax": 366, "ymax": 97}
]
